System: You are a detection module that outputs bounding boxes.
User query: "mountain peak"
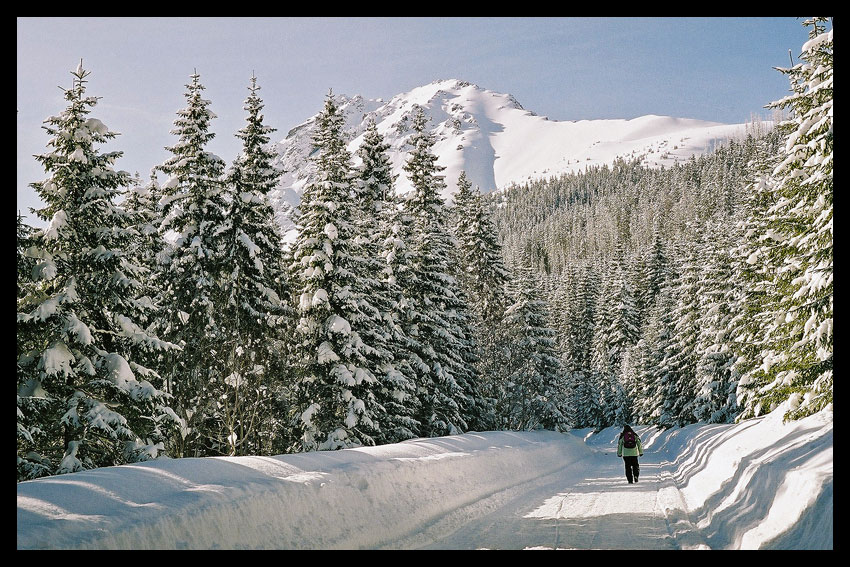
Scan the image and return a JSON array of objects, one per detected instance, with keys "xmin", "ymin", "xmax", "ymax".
[{"xmin": 269, "ymin": 80, "xmax": 763, "ymax": 236}]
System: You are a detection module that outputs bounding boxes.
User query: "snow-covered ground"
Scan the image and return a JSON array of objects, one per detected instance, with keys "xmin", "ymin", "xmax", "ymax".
[{"xmin": 16, "ymin": 401, "xmax": 832, "ymax": 550}]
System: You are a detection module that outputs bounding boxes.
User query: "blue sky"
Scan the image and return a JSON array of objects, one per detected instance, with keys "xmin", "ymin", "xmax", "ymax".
[{"xmin": 17, "ymin": 17, "xmax": 810, "ymax": 222}]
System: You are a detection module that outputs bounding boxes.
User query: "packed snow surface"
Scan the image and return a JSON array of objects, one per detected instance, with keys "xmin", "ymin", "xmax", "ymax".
[{"xmin": 17, "ymin": 403, "xmax": 831, "ymax": 550}]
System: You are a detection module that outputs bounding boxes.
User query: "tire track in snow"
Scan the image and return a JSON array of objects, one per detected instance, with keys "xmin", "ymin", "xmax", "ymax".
[{"xmin": 407, "ymin": 449, "xmax": 701, "ymax": 549}]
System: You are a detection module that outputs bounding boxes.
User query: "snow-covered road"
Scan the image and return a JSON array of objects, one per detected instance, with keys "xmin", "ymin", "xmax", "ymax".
[
  {"xmin": 386, "ymin": 445, "xmax": 702, "ymax": 550},
  {"xmin": 17, "ymin": 404, "xmax": 832, "ymax": 550}
]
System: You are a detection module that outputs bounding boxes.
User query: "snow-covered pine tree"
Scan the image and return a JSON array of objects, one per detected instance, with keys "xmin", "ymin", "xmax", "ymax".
[
  {"xmin": 452, "ymin": 171, "xmax": 512, "ymax": 320},
  {"xmin": 122, "ymin": 171, "xmax": 164, "ymax": 295},
  {"xmin": 590, "ymin": 245, "xmax": 637, "ymax": 427},
  {"xmin": 589, "ymin": 257, "xmax": 617, "ymax": 426},
  {"xmin": 382, "ymin": 190, "xmax": 428, "ymax": 441},
  {"xmin": 729, "ymin": 132, "xmax": 784, "ymax": 420},
  {"xmin": 650, "ymin": 278, "xmax": 684, "ymax": 429},
  {"xmin": 500, "ymin": 261, "xmax": 567, "ymax": 430},
  {"xmin": 622, "ymin": 336, "xmax": 654, "ymax": 424},
  {"xmin": 563, "ymin": 263, "xmax": 602, "ymax": 429},
  {"xmin": 215, "ymin": 75, "xmax": 291, "ymax": 456},
  {"xmin": 154, "ymin": 71, "xmax": 230, "ymax": 457},
  {"xmin": 355, "ymin": 117, "xmax": 420, "ymax": 444},
  {"xmin": 737, "ymin": 18, "xmax": 833, "ymax": 421},
  {"xmin": 608, "ymin": 247, "xmax": 641, "ymax": 368},
  {"xmin": 691, "ymin": 219, "xmax": 739, "ymax": 423},
  {"xmin": 451, "ymin": 170, "xmax": 511, "ymax": 429},
  {"xmin": 289, "ymin": 92, "xmax": 383, "ymax": 451},
  {"xmin": 402, "ymin": 105, "xmax": 481, "ymax": 437},
  {"xmin": 660, "ymin": 232, "xmax": 703, "ymax": 426},
  {"xmin": 550, "ymin": 263, "xmax": 601, "ymax": 428},
  {"xmin": 636, "ymin": 222, "xmax": 670, "ymax": 325},
  {"xmin": 117, "ymin": 171, "xmax": 175, "ymax": 402},
  {"xmin": 17, "ymin": 213, "xmax": 45, "ymax": 478},
  {"xmin": 17, "ymin": 62, "xmax": 180, "ymax": 480}
]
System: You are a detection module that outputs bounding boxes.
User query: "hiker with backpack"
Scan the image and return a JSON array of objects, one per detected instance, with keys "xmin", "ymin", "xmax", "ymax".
[{"xmin": 617, "ymin": 425, "xmax": 643, "ymax": 484}]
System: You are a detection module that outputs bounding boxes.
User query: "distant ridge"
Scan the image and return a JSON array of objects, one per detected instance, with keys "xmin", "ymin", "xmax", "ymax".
[{"xmin": 270, "ymin": 79, "xmax": 766, "ymax": 233}]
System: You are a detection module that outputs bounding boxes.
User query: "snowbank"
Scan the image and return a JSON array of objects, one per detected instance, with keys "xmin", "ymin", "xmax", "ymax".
[
  {"xmin": 582, "ymin": 403, "xmax": 833, "ymax": 550},
  {"xmin": 17, "ymin": 406, "xmax": 832, "ymax": 550},
  {"xmin": 17, "ymin": 431, "xmax": 589, "ymax": 550}
]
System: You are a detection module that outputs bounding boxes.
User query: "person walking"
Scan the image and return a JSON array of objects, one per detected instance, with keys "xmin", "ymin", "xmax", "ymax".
[{"xmin": 617, "ymin": 424, "xmax": 643, "ymax": 483}]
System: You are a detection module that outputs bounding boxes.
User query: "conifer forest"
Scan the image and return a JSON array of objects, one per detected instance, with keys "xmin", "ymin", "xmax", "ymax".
[{"xmin": 17, "ymin": 18, "xmax": 832, "ymax": 482}]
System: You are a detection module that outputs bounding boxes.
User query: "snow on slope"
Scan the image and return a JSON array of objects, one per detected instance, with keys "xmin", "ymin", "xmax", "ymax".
[
  {"xmin": 269, "ymin": 79, "xmax": 763, "ymax": 233},
  {"xmin": 17, "ymin": 403, "xmax": 832, "ymax": 550}
]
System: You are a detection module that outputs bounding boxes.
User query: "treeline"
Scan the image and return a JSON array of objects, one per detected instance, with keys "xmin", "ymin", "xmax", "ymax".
[{"xmin": 17, "ymin": 65, "xmax": 566, "ymax": 481}]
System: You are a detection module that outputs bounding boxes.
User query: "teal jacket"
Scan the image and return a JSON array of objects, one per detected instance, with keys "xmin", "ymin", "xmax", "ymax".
[{"xmin": 617, "ymin": 432, "xmax": 643, "ymax": 457}]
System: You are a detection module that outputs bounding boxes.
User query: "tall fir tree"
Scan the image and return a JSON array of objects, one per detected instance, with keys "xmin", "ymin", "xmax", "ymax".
[
  {"xmin": 289, "ymin": 92, "xmax": 384, "ymax": 451},
  {"xmin": 651, "ymin": 279, "xmax": 685, "ymax": 428},
  {"xmin": 590, "ymin": 247, "xmax": 637, "ymax": 427},
  {"xmin": 355, "ymin": 117, "xmax": 420, "ymax": 443},
  {"xmin": 154, "ymin": 71, "xmax": 230, "ymax": 457},
  {"xmin": 122, "ymin": 171, "xmax": 165, "ymax": 297},
  {"xmin": 692, "ymin": 219, "xmax": 739, "ymax": 423},
  {"xmin": 500, "ymin": 262, "xmax": 567, "ymax": 430},
  {"xmin": 637, "ymin": 278, "xmax": 680, "ymax": 426},
  {"xmin": 636, "ymin": 221, "xmax": 670, "ymax": 325},
  {"xmin": 451, "ymin": 170, "xmax": 511, "ymax": 428},
  {"xmin": 17, "ymin": 62, "xmax": 180, "ymax": 480},
  {"xmin": 737, "ymin": 18, "xmax": 833, "ymax": 421},
  {"xmin": 729, "ymin": 132, "xmax": 784, "ymax": 420},
  {"xmin": 402, "ymin": 105, "xmax": 481, "ymax": 436},
  {"xmin": 564, "ymin": 263, "xmax": 604, "ymax": 429},
  {"xmin": 660, "ymin": 233, "xmax": 703, "ymax": 426},
  {"xmin": 216, "ymin": 75, "xmax": 291, "ymax": 455}
]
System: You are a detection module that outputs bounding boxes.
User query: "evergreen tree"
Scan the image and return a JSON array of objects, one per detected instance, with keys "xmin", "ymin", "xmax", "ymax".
[
  {"xmin": 737, "ymin": 18, "xmax": 833, "ymax": 421},
  {"xmin": 729, "ymin": 132, "xmax": 783, "ymax": 419},
  {"xmin": 590, "ymin": 247, "xmax": 637, "ymax": 427},
  {"xmin": 17, "ymin": 62, "xmax": 180, "ymax": 480},
  {"xmin": 154, "ymin": 71, "xmax": 230, "ymax": 457},
  {"xmin": 216, "ymin": 75, "xmax": 291, "ymax": 456},
  {"xmin": 451, "ymin": 170, "xmax": 511, "ymax": 428},
  {"xmin": 17, "ymin": 213, "xmax": 44, "ymax": 477},
  {"xmin": 355, "ymin": 117, "xmax": 419, "ymax": 443},
  {"xmin": 123, "ymin": 171, "xmax": 163, "ymax": 269},
  {"xmin": 289, "ymin": 92, "xmax": 383, "ymax": 451},
  {"xmin": 636, "ymin": 221, "xmax": 670, "ymax": 325},
  {"xmin": 623, "ymin": 336, "xmax": 654, "ymax": 424},
  {"xmin": 660, "ymin": 234, "xmax": 703, "ymax": 426},
  {"xmin": 652, "ymin": 277, "xmax": 685, "ymax": 428},
  {"xmin": 557, "ymin": 263, "xmax": 603, "ymax": 428},
  {"xmin": 692, "ymin": 220, "xmax": 739, "ymax": 423},
  {"xmin": 500, "ymin": 262, "xmax": 567, "ymax": 430},
  {"xmin": 122, "ymin": 171, "xmax": 167, "ymax": 333},
  {"xmin": 402, "ymin": 105, "xmax": 481, "ymax": 436}
]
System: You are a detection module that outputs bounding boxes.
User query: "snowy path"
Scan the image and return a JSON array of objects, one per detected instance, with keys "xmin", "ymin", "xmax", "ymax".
[{"xmin": 384, "ymin": 448, "xmax": 699, "ymax": 550}]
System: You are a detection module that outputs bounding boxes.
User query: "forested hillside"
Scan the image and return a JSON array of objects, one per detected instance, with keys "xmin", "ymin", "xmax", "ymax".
[
  {"xmin": 489, "ymin": 127, "xmax": 783, "ymax": 428},
  {"xmin": 489, "ymin": 18, "xmax": 831, "ymax": 429}
]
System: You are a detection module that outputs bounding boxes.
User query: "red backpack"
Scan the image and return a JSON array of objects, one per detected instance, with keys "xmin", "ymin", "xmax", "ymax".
[{"xmin": 623, "ymin": 431, "xmax": 637, "ymax": 449}]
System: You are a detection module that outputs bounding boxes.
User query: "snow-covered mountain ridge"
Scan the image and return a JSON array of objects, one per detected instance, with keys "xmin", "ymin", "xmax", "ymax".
[{"xmin": 270, "ymin": 79, "xmax": 765, "ymax": 229}]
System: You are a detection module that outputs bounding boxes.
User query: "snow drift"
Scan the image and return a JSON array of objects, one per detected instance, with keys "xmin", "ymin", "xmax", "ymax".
[{"xmin": 17, "ymin": 403, "xmax": 831, "ymax": 550}]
